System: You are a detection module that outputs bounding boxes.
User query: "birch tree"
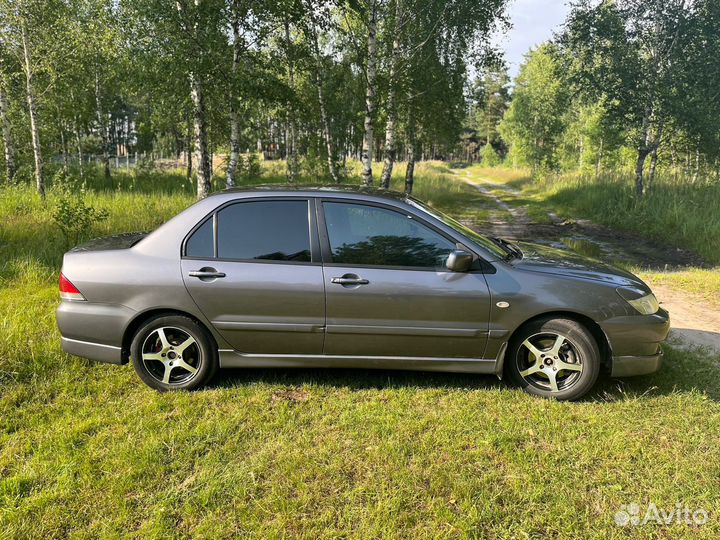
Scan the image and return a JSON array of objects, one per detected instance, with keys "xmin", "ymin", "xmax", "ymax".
[
  {"xmin": 225, "ymin": 0, "xmax": 245, "ymax": 188},
  {"xmin": 20, "ymin": 18, "xmax": 43, "ymax": 197},
  {"xmin": 360, "ymin": 0, "xmax": 378, "ymax": 185},
  {"xmin": 379, "ymin": 0, "xmax": 403, "ymax": 188},
  {"xmin": 561, "ymin": 0, "xmax": 694, "ymax": 196},
  {"xmin": 0, "ymin": 76, "xmax": 16, "ymax": 182}
]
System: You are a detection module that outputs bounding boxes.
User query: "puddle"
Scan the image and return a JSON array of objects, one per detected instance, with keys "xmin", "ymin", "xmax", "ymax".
[
  {"xmin": 530, "ymin": 235, "xmax": 625, "ymax": 263},
  {"xmin": 560, "ymin": 237, "xmax": 605, "ymax": 258}
]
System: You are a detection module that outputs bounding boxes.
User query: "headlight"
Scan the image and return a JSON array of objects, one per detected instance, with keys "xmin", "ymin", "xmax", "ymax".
[{"xmin": 617, "ymin": 288, "xmax": 659, "ymax": 315}]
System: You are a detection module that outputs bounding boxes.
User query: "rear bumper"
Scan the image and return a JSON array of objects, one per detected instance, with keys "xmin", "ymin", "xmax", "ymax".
[
  {"xmin": 56, "ymin": 300, "xmax": 134, "ymax": 364},
  {"xmin": 61, "ymin": 336, "xmax": 124, "ymax": 365},
  {"xmin": 611, "ymin": 347, "xmax": 663, "ymax": 377}
]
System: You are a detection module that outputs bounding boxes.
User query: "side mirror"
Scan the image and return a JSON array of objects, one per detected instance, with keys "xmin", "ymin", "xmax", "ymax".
[{"xmin": 446, "ymin": 250, "xmax": 473, "ymax": 272}]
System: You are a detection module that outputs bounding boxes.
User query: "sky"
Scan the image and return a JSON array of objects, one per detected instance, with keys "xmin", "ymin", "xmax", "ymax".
[{"xmin": 497, "ymin": 0, "xmax": 573, "ymax": 78}]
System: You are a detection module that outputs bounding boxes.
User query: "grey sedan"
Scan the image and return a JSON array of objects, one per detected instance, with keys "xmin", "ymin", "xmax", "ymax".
[{"xmin": 56, "ymin": 186, "xmax": 669, "ymax": 400}]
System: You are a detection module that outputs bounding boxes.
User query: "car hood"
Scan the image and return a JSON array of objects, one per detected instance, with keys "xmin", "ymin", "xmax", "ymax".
[
  {"xmin": 510, "ymin": 241, "xmax": 649, "ymax": 290},
  {"xmin": 70, "ymin": 231, "xmax": 149, "ymax": 252}
]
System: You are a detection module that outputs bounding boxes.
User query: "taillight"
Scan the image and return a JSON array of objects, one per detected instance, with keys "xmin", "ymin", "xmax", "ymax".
[{"xmin": 59, "ymin": 273, "xmax": 86, "ymax": 301}]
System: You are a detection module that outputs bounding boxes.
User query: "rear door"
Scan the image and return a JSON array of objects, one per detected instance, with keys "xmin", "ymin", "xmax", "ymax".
[
  {"xmin": 318, "ymin": 200, "xmax": 491, "ymax": 359},
  {"xmin": 181, "ymin": 197, "xmax": 325, "ymax": 354}
]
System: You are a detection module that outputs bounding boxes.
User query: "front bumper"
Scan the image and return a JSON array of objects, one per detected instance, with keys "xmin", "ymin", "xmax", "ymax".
[
  {"xmin": 600, "ymin": 307, "xmax": 670, "ymax": 378},
  {"xmin": 611, "ymin": 347, "xmax": 663, "ymax": 377}
]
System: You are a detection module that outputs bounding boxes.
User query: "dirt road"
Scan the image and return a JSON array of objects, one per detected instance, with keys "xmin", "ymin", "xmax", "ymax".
[{"xmin": 457, "ymin": 170, "xmax": 720, "ymax": 354}]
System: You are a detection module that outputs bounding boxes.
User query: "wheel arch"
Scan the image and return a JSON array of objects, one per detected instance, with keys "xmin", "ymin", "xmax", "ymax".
[
  {"xmin": 497, "ymin": 310, "xmax": 613, "ymax": 377},
  {"xmin": 121, "ymin": 308, "xmax": 219, "ymax": 363}
]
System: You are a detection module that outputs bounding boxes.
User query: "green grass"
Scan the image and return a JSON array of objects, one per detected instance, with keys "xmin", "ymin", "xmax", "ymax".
[
  {"xmin": 637, "ymin": 268, "xmax": 720, "ymax": 308},
  {"xmin": 525, "ymin": 169, "xmax": 720, "ymax": 264},
  {"xmin": 2, "ymin": 163, "xmax": 720, "ymax": 538},
  {"xmin": 468, "ymin": 165, "xmax": 720, "ymax": 296}
]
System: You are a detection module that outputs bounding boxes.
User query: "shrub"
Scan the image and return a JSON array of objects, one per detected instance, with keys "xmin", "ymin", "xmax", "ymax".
[
  {"xmin": 480, "ymin": 143, "xmax": 502, "ymax": 167},
  {"xmin": 239, "ymin": 153, "xmax": 262, "ymax": 179},
  {"xmin": 52, "ymin": 183, "xmax": 109, "ymax": 248}
]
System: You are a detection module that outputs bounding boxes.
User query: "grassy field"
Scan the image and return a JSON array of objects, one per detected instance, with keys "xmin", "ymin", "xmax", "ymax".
[
  {"xmin": 2, "ymin": 161, "xmax": 720, "ymax": 538},
  {"xmin": 483, "ymin": 167, "xmax": 720, "ymax": 265},
  {"xmin": 470, "ymin": 165, "xmax": 720, "ymax": 302}
]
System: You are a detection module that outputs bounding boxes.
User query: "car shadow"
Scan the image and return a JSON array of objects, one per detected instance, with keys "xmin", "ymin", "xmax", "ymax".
[
  {"xmin": 209, "ymin": 344, "xmax": 720, "ymax": 402},
  {"xmin": 210, "ymin": 367, "xmax": 506, "ymax": 393}
]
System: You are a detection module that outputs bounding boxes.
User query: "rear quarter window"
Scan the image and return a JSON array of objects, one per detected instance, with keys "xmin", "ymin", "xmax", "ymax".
[{"xmin": 185, "ymin": 217, "xmax": 214, "ymax": 258}]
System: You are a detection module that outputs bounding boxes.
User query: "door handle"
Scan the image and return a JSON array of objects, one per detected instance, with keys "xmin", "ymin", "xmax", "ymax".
[
  {"xmin": 189, "ymin": 269, "xmax": 226, "ymax": 279},
  {"xmin": 331, "ymin": 276, "xmax": 369, "ymax": 285}
]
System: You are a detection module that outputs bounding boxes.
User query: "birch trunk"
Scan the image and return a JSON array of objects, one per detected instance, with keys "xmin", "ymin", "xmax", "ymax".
[
  {"xmin": 285, "ymin": 19, "xmax": 298, "ymax": 183},
  {"xmin": 634, "ymin": 107, "xmax": 652, "ymax": 197},
  {"xmin": 74, "ymin": 122, "xmax": 84, "ymax": 178},
  {"xmin": 595, "ymin": 138, "xmax": 603, "ymax": 178},
  {"xmin": 692, "ymin": 147, "xmax": 700, "ymax": 183},
  {"xmin": 310, "ymin": 31, "xmax": 340, "ymax": 183},
  {"xmin": 60, "ymin": 122, "xmax": 69, "ymax": 173},
  {"xmin": 315, "ymin": 68, "xmax": 340, "ymax": 182},
  {"xmin": 95, "ymin": 71, "xmax": 111, "ymax": 181},
  {"xmin": 226, "ymin": 4, "xmax": 242, "ymax": 188},
  {"xmin": 191, "ymin": 74, "xmax": 212, "ymax": 199},
  {"xmin": 380, "ymin": 1, "xmax": 402, "ymax": 189},
  {"xmin": 361, "ymin": 0, "xmax": 378, "ymax": 185},
  {"xmin": 185, "ymin": 114, "xmax": 193, "ymax": 179},
  {"xmin": 21, "ymin": 23, "xmax": 44, "ymax": 197},
  {"xmin": 404, "ymin": 104, "xmax": 416, "ymax": 195},
  {"xmin": 648, "ymin": 148, "xmax": 659, "ymax": 189},
  {"xmin": 0, "ymin": 82, "xmax": 16, "ymax": 182}
]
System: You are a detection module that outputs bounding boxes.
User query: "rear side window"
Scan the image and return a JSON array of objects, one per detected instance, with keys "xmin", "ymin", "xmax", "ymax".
[
  {"xmin": 322, "ymin": 202, "xmax": 455, "ymax": 267},
  {"xmin": 185, "ymin": 217, "xmax": 214, "ymax": 258},
  {"xmin": 217, "ymin": 200, "xmax": 311, "ymax": 262}
]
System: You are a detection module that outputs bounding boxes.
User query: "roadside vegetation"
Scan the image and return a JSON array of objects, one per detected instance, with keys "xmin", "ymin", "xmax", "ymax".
[{"xmin": 2, "ymin": 164, "xmax": 720, "ymax": 538}]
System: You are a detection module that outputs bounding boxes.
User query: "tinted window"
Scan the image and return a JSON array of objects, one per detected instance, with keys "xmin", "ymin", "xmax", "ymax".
[
  {"xmin": 186, "ymin": 217, "xmax": 214, "ymax": 258},
  {"xmin": 217, "ymin": 200, "xmax": 311, "ymax": 262},
  {"xmin": 323, "ymin": 202, "xmax": 455, "ymax": 267}
]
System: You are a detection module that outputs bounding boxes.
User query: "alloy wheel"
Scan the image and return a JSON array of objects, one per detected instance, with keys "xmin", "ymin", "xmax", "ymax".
[
  {"xmin": 515, "ymin": 332, "xmax": 583, "ymax": 393},
  {"xmin": 141, "ymin": 327, "xmax": 202, "ymax": 385}
]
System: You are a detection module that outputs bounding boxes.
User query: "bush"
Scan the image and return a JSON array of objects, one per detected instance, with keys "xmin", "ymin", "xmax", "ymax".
[
  {"xmin": 239, "ymin": 153, "xmax": 262, "ymax": 179},
  {"xmin": 133, "ymin": 156, "xmax": 156, "ymax": 179},
  {"xmin": 480, "ymin": 143, "xmax": 502, "ymax": 167},
  {"xmin": 52, "ymin": 181, "xmax": 109, "ymax": 248}
]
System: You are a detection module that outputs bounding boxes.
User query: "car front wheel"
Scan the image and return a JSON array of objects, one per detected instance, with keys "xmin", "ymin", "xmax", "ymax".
[
  {"xmin": 131, "ymin": 315, "xmax": 218, "ymax": 391},
  {"xmin": 505, "ymin": 317, "xmax": 600, "ymax": 401}
]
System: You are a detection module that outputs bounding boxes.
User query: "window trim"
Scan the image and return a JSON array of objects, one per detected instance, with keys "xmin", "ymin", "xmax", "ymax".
[
  {"xmin": 181, "ymin": 196, "xmax": 321, "ymax": 265},
  {"xmin": 317, "ymin": 198, "xmax": 482, "ymax": 272}
]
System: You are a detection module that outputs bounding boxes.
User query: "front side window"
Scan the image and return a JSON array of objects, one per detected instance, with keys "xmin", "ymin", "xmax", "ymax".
[
  {"xmin": 323, "ymin": 202, "xmax": 455, "ymax": 268},
  {"xmin": 215, "ymin": 200, "xmax": 311, "ymax": 262}
]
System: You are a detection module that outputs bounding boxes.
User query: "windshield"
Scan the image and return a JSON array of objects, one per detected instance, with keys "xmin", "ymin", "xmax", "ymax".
[{"xmin": 407, "ymin": 198, "xmax": 509, "ymax": 259}]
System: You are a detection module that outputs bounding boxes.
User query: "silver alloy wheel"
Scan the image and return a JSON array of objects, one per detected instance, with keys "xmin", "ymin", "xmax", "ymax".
[
  {"xmin": 516, "ymin": 332, "xmax": 583, "ymax": 392},
  {"xmin": 141, "ymin": 327, "xmax": 201, "ymax": 385}
]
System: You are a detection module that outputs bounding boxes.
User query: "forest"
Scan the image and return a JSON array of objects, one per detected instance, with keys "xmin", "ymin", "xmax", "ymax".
[
  {"xmin": 0, "ymin": 0, "xmax": 509, "ymax": 198},
  {"xmin": 1, "ymin": 0, "xmax": 718, "ymax": 203}
]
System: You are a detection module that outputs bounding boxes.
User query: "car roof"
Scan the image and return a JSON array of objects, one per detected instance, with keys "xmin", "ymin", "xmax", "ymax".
[{"xmin": 213, "ymin": 183, "xmax": 411, "ymax": 202}]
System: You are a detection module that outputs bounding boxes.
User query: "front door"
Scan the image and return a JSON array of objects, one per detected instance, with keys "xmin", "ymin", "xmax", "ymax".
[
  {"xmin": 319, "ymin": 200, "xmax": 491, "ymax": 359},
  {"xmin": 181, "ymin": 198, "xmax": 325, "ymax": 354}
]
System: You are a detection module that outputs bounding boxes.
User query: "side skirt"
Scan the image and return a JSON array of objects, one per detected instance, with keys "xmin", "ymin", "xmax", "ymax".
[{"xmin": 218, "ymin": 350, "xmax": 498, "ymax": 374}]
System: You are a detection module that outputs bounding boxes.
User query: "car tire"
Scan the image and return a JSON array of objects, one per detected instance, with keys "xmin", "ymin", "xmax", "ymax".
[
  {"xmin": 505, "ymin": 317, "xmax": 600, "ymax": 401},
  {"xmin": 131, "ymin": 315, "xmax": 218, "ymax": 391}
]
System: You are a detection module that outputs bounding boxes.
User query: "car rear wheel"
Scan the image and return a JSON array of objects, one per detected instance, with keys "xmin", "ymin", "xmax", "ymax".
[
  {"xmin": 131, "ymin": 315, "xmax": 218, "ymax": 391},
  {"xmin": 505, "ymin": 317, "xmax": 600, "ymax": 401}
]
